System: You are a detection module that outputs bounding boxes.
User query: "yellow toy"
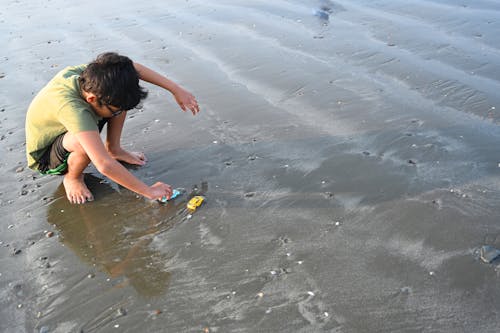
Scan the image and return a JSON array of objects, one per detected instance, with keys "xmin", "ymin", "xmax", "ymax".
[{"xmin": 187, "ymin": 196, "xmax": 205, "ymax": 211}]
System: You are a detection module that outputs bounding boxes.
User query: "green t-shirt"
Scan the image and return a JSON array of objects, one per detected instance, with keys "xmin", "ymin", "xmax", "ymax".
[{"xmin": 25, "ymin": 64, "xmax": 102, "ymax": 170}]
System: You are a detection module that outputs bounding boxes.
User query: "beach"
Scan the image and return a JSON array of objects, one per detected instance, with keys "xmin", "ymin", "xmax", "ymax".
[{"xmin": 1, "ymin": 0, "xmax": 500, "ymax": 332}]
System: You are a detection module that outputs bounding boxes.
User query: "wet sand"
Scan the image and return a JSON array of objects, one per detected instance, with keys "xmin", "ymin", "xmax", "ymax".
[{"xmin": 1, "ymin": 0, "xmax": 500, "ymax": 332}]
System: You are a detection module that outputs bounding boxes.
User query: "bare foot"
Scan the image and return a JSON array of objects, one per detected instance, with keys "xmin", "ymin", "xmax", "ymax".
[
  {"xmin": 110, "ymin": 149, "xmax": 147, "ymax": 166},
  {"xmin": 63, "ymin": 175, "xmax": 94, "ymax": 204}
]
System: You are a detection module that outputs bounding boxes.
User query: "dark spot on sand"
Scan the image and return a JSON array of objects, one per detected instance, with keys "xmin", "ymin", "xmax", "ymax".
[
  {"xmin": 224, "ymin": 161, "xmax": 232, "ymax": 166},
  {"xmin": 362, "ymin": 151, "xmax": 370, "ymax": 156},
  {"xmin": 13, "ymin": 284, "xmax": 23, "ymax": 296},
  {"xmin": 399, "ymin": 286, "xmax": 412, "ymax": 295},
  {"xmin": 279, "ymin": 267, "xmax": 292, "ymax": 274},
  {"xmin": 387, "ymin": 43, "xmax": 396, "ymax": 47},
  {"xmin": 273, "ymin": 236, "xmax": 290, "ymax": 246},
  {"xmin": 13, "ymin": 248, "xmax": 21, "ymax": 255},
  {"xmin": 244, "ymin": 192, "xmax": 255, "ymax": 198},
  {"xmin": 314, "ymin": 10, "xmax": 330, "ymax": 21},
  {"xmin": 408, "ymin": 159, "xmax": 417, "ymax": 165}
]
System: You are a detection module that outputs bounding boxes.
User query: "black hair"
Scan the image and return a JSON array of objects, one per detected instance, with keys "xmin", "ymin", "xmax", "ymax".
[{"xmin": 78, "ymin": 52, "xmax": 148, "ymax": 110}]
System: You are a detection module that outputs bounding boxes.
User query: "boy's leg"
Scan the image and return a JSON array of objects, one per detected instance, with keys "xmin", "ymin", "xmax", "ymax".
[
  {"xmin": 105, "ymin": 113, "xmax": 146, "ymax": 165},
  {"xmin": 61, "ymin": 132, "xmax": 94, "ymax": 204}
]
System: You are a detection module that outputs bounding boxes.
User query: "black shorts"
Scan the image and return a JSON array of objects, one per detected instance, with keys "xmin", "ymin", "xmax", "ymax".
[
  {"xmin": 37, "ymin": 119, "xmax": 109, "ymax": 175},
  {"xmin": 38, "ymin": 133, "xmax": 70, "ymax": 175}
]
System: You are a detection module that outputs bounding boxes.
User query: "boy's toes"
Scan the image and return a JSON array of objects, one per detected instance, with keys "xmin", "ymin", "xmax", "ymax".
[
  {"xmin": 63, "ymin": 177, "xmax": 94, "ymax": 204},
  {"xmin": 67, "ymin": 194, "xmax": 78, "ymax": 204}
]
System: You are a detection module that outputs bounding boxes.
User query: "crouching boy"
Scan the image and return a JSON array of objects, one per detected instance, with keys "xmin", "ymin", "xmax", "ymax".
[{"xmin": 25, "ymin": 52, "xmax": 200, "ymax": 204}]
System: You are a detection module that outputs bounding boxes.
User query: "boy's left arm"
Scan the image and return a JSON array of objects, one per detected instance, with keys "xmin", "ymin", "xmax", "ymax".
[{"xmin": 133, "ymin": 62, "xmax": 200, "ymax": 115}]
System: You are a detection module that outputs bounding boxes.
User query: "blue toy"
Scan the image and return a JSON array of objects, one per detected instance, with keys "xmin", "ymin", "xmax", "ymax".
[{"xmin": 159, "ymin": 189, "xmax": 182, "ymax": 203}]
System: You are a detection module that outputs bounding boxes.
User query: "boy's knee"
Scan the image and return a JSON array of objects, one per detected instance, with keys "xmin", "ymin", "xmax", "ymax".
[{"xmin": 62, "ymin": 132, "xmax": 85, "ymax": 154}]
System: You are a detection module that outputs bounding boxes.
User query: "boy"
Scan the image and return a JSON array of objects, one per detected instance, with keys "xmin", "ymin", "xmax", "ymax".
[{"xmin": 25, "ymin": 52, "xmax": 200, "ymax": 204}]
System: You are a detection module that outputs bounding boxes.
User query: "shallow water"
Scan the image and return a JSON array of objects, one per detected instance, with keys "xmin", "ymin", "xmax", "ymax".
[{"xmin": 1, "ymin": 0, "xmax": 500, "ymax": 332}]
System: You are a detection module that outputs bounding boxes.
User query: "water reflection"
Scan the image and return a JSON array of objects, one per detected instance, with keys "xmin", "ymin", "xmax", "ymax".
[{"xmin": 46, "ymin": 174, "xmax": 201, "ymax": 297}]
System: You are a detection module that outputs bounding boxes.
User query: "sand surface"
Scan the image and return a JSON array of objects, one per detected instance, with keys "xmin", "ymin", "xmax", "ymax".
[{"xmin": 1, "ymin": 0, "xmax": 500, "ymax": 332}]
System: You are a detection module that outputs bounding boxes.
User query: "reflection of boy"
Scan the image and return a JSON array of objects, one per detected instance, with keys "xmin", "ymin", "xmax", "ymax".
[{"xmin": 25, "ymin": 52, "xmax": 200, "ymax": 204}]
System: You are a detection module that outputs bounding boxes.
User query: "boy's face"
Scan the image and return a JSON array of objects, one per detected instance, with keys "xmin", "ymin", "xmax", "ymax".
[
  {"xmin": 83, "ymin": 91, "xmax": 125, "ymax": 118},
  {"xmin": 103, "ymin": 104, "xmax": 125, "ymax": 118}
]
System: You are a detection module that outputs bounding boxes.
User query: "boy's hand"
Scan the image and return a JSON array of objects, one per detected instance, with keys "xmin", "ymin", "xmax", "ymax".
[
  {"xmin": 132, "ymin": 62, "xmax": 200, "ymax": 115},
  {"xmin": 148, "ymin": 182, "xmax": 173, "ymax": 200},
  {"xmin": 173, "ymin": 86, "xmax": 200, "ymax": 115}
]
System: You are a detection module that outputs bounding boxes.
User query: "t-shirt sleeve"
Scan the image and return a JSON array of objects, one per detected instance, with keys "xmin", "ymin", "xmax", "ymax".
[{"xmin": 62, "ymin": 64, "xmax": 88, "ymax": 78}]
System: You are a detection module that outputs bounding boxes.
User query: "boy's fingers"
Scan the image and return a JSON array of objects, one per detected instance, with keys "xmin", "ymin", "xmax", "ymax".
[{"xmin": 189, "ymin": 103, "xmax": 199, "ymax": 115}]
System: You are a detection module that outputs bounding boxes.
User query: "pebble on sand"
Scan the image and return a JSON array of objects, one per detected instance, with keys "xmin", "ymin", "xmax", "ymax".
[
  {"xmin": 480, "ymin": 245, "xmax": 500, "ymax": 263},
  {"xmin": 45, "ymin": 231, "xmax": 54, "ymax": 238}
]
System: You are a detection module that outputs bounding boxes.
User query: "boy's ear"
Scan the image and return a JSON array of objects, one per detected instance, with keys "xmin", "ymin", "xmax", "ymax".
[{"xmin": 84, "ymin": 92, "xmax": 97, "ymax": 104}]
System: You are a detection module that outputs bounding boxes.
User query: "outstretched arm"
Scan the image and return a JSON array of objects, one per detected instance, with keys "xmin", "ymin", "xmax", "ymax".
[
  {"xmin": 133, "ymin": 62, "xmax": 200, "ymax": 115},
  {"xmin": 75, "ymin": 130, "xmax": 172, "ymax": 200}
]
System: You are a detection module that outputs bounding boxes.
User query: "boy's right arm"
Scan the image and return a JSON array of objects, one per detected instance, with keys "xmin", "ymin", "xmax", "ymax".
[{"xmin": 75, "ymin": 131, "xmax": 172, "ymax": 200}]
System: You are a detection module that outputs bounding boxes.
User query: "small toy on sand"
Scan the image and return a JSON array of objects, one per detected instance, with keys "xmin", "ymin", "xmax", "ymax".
[
  {"xmin": 187, "ymin": 196, "xmax": 205, "ymax": 211},
  {"xmin": 158, "ymin": 188, "xmax": 182, "ymax": 203}
]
